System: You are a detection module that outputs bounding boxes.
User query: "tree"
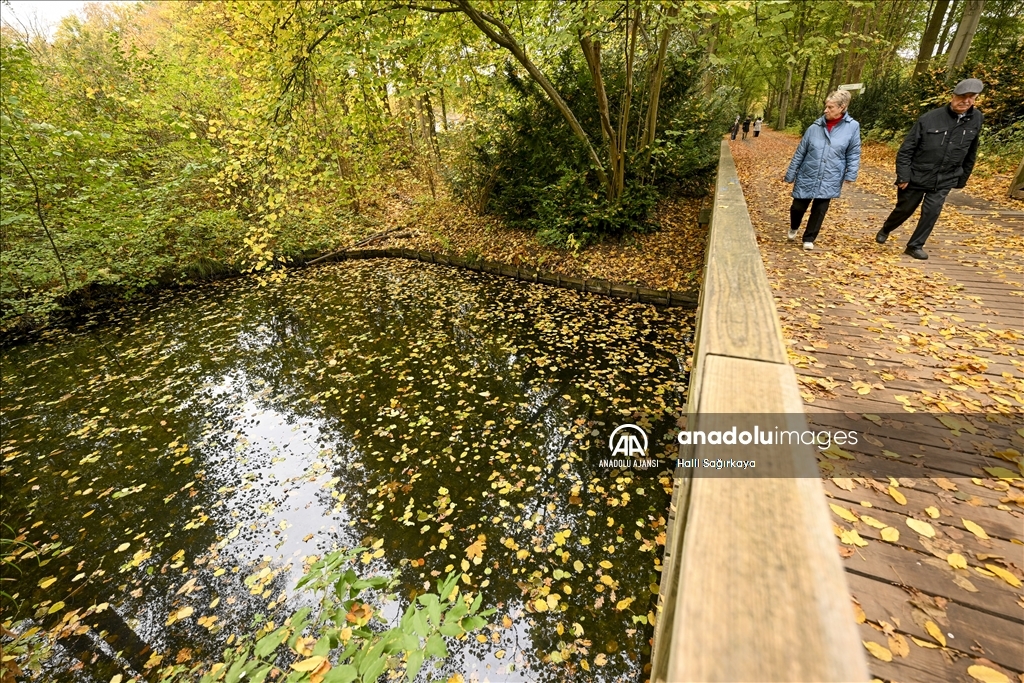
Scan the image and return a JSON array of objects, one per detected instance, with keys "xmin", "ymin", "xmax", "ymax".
[
  {"xmin": 946, "ymin": 0, "xmax": 986, "ymax": 72},
  {"xmin": 916, "ymin": 0, "xmax": 951, "ymax": 75}
]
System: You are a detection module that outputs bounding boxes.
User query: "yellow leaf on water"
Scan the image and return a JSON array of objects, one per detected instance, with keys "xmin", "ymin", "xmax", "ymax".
[
  {"xmin": 906, "ymin": 518, "xmax": 935, "ymax": 538},
  {"xmin": 881, "ymin": 527, "xmax": 900, "ymax": 543},
  {"xmin": 967, "ymin": 664, "xmax": 1010, "ymax": 683},
  {"xmin": 985, "ymin": 564, "xmax": 1022, "ymax": 588},
  {"xmin": 47, "ymin": 601, "xmax": 65, "ymax": 614},
  {"xmin": 110, "ymin": 675, "xmax": 123, "ymax": 683},
  {"xmin": 829, "ymin": 504, "xmax": 859, "ymax": 523},
  {"xmin": 115, "ymin": 543, "xmax": 130, "ymax": 552},
  {"xmin": 924, "ymin": 620, "xmax": 946, "ymax": 647},
  {"xmin": 533, "ymin": 598, "xmax": 548, "ymax": 613},
  {"xmin": 962, "ymin": 519, "xmax": 990, "ymax": 539},
  {"xmin": 599, "ymin": 560, "xmax": 613, "ymax": 569},
  {"xmin": 947, "ymin": 553, "xmax": 968, "ymax": 569},
  {"xmin": 495, "ymin": 649, "xmax": 506, "ymax": 659},
  {"xmin": 615, "ymin": 597, "xmax": 634, "ymax": 611},
  {"xmin": 888, "ymin": 486, "xmax": 906, "ymax": 505},
  {"xmin": 38, "ymin": 576, "xmax": 57, "ymax": 589},
  {"xmin": 924, "ymin": 506, "xmax": 939, "ymax": 518},
  {"xmin": 291, "ymin": 656, "xmax": 327, "ymax": 672},
  {"xmin": 573, "ymin": 560, "xmax": 584, "ymax": 572},
  {"xmin": 594, "ymin": 654, "xmax": 607, "ymax": 666},
  {"xmin": 862, "ymin": 640, "xmax": 892, "ymax": 662}
]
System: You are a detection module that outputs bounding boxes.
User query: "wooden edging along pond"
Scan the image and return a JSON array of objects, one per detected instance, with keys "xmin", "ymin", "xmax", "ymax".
[
  {"xmin": 307, "ymin": 247, "xmax": 699, "ymax": 308},
  {"xmin": 649, "ymin": 140, "xmax": 871, "ymax": 682}
]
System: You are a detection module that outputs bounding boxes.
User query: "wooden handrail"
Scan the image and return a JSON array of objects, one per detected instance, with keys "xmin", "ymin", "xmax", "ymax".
[{"xmin": 650, "ymin": 141, "xmax": 869, "ymax": 682}]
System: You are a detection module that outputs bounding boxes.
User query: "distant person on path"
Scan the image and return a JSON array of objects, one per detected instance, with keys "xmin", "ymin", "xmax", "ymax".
[
  {"xmin": 783, "ymin": 90, "xmax": 861, "ymax": 250},
  {"xmin": 875, "ymin": 78, "xmax": 984, "ymax": 260},
  {"xmin": 742, "ymin": 117, "xmax": 751, "ymax": 140},
  {"xmin": 753, "ymin": 117, "xmax": 762, "ymax": 137},
  {"xmin": 730, "ymin": 115, "xmax": 740, "ymax": 140}
]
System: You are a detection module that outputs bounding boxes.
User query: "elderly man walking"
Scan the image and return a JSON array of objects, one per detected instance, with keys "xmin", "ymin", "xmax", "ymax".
[{"xmin": 875, "ymin": 78, "xmax": 984, "ymax": 259}]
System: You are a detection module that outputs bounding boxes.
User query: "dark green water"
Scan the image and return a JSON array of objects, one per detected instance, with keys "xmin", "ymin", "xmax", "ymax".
[{"xmin": 1, "ymin": 259, "xmax": 692, "ymax": 682}]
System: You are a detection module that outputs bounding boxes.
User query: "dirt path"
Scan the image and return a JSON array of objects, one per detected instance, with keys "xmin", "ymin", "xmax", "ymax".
[{"xmin": 730, "ymin": 129, "xmax": 1024, "ymax": 683}]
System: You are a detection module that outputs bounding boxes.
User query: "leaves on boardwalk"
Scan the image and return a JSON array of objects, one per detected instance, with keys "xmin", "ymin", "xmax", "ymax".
[{"xmin": 731, "ymin": 130, "xmax": 1023, "ymax": 681}]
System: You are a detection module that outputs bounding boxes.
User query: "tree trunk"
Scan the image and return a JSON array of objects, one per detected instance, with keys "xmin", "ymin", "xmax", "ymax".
[
  {"xmin": 936, "ymin": 0, "xmax": 960, "ymax": 55},
  {"xmin": 579, "ymin": 35, "xmax": 620, "ymax": 201},
  {"xmin": 439, "ymin": 86, "xmax": 449, "ymax": 131},
  {"xmin": 794, "ymin": 56, "xmax": 811, "ymax": 113},
  {"xmin": 614, "ymin": 9, "xmax": 640, "ymax": 200},
  {"xmin": 641, "ymin": 5, "xmax": 677, "ymax": 163},
  {"xmin": 946, "ymin": 0, "xmax": 985, "ymax": 74},
  {"xmin": 915, "ymin": 0, "xmax": 950, "ymax": 75},
  {"xmin": 777, "ymin": 63, "xmax": 794, "ymax": 130}
]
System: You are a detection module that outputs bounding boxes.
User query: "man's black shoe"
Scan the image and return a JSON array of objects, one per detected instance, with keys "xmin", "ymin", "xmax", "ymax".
[
  {"xmin": 904, "ymin": 247, "xmax": 928, "ymax": 260},
  {"xmin": 875, "ymin": 230, "xmax": 888, "ymax": 244}
]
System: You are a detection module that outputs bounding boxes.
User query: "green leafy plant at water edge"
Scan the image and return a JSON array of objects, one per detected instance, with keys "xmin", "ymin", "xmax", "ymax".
[{"xmin": 184, "ymin": 548, "xmax": 492, "ymax": 683}]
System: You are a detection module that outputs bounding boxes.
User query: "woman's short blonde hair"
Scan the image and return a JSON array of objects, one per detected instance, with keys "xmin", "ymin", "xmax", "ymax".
[{"xmin": 826, "ymin": 90, "xmax": 852, "ymax": 111}]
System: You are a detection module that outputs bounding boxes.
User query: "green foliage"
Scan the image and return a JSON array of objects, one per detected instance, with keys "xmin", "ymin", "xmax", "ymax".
[
  {"xmin": 184, "ymin": 548, "xmax": 492, "ymax": 683},
  {"xmin": 850, "ymin": 39, "xmax": 1024, "ymax": 151},
  {"xmin": 451, "ymin": 52, "xmax": 719, "ymax": 249}
]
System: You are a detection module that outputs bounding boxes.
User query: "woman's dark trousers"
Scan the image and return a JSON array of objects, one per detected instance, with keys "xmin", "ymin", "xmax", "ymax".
[
  {"xmin": 790, "ymin": 197, "xmax": 832, "ymax": 243},
  {"xmin": 879, "ymin": 186, "xmax": 950, "ymax": 249}
]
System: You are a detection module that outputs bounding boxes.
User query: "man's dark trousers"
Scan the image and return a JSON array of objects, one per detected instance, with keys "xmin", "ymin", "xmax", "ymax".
[{"xmin": 879, "ymin": 186, "xmax": 951, "ymax": 249}]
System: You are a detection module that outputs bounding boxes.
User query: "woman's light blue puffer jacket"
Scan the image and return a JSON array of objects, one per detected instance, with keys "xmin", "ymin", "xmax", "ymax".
[{"xmin": 784, "ymin": 112, "xmax": 861, "ymax": 199}]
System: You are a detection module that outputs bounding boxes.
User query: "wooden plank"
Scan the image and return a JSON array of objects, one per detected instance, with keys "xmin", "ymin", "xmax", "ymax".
[
  {"xmin": 848, "ymin": 572, "xmax": 1024, "ymax": 672},
  {"xmin": 695, "ymin": 141, "xmax": 788, "ymax": 367},
  {"xmin": 664, "ymin": 355, "xmax": 869, "ymax": 682},
  {"xmin": 840, "ymin": 535, "xmax": 1022, "ymax": 619}
]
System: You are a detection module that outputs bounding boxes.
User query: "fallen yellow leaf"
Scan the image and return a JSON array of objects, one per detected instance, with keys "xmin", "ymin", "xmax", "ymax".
[
  {"xmin": 862, "ymin": 640, "xmax": 892, "ymax": 662},
  {"xmin": 906, "ymin": 518, "xmax": 935, "ymax": 538},
  {"xmin": 829, "ymin": 504, "xmax": 859, "ymax": 523},
  {"xmin": 947, "ymin": 553, "xmax": 968, "ymax": 569},
  {"xmin": 924, "ymin": 506, "xmax": 939, "ymax": 518},
  {"xmin": 888, "ymin": 486, "xmax": 906, "ymax": 505},
  {"xmin": 962, "ymin": 519, "xmax": 990, "ymax": 539},
  {"xmin": 924, "ymin": 620, "xmax": 946, "ymax": 647},
  {"xmin": 860, "ymin": 516, "xmax": 887, "ymax": 529},
  {"xmin": 911, "ymin": 635, "xmax": 939, "ymax": 649},
  {"xmin": 888, "ymin": 633, "xmax": 909, "ymax": 658},
  {"xmin": 967, "ymin": 664, "xmax": 1010, "ymax": 683},
  {"xmin": 881, "ymin": 527, "xmax": 900, "ymax": 543},
  {"xmin": 291, "ymin": 656, "xmax": 327, "ymax": 672},
  {"xmin": 985, "ymin": 564, "xmax": 1022, "ymax": 588}
]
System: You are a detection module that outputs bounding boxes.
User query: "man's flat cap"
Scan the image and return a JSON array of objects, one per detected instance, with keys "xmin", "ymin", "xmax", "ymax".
[{"xmin": 953, "ymin": 78, "xmax": 984, "ymax": 95}]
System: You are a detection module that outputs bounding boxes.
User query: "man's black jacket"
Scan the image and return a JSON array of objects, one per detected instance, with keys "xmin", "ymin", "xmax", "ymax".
[{"xmin": 896, "ymin": 105, "xmax": 983, "ymax": 191}]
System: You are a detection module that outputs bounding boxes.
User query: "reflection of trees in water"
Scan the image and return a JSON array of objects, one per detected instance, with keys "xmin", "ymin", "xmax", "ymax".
[{"xmin": 2, "ymin": 261, "xmax": 688, "ymax": 681}]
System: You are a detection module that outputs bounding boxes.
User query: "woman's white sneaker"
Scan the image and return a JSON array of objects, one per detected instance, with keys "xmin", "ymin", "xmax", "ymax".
[
  {"xmin": 788, "ymin": 229, "xmax": 798, "ymax": 241},
  {"xmin": 803, "ymin": 242, "xmax": 814, "ymax": 250}
]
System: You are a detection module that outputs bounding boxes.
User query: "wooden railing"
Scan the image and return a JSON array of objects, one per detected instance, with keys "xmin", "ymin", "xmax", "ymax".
[{"xmin": 649, "ymin": 141, "xmax": 869, "ymax": 682}]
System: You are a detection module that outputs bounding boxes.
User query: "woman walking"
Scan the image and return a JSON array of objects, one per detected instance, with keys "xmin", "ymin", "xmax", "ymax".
[
  {"xmin": 783, "ymin": 90, "xmax": 861, "ymax": 250},
  {"xmin": 753, "ymin": 117, "xmax": 762, "ymax": 137},
  {"xmin": 741, "ymin": 117, "xmax": 751, "ymax": 140}
]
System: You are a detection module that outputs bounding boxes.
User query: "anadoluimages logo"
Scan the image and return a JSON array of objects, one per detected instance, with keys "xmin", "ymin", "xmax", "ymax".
[{"xmin": 608, "ymin": 424, "xmax": 648, "ymax": 458}]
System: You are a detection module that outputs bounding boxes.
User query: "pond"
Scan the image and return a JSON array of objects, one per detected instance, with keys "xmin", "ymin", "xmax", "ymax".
[{"xmin": 1, "ymin": 259, "xmax": 693, "ymax": 682}]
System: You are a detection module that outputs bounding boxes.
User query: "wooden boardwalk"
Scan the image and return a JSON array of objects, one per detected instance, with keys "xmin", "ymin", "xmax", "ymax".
[{"xmin": 731, "ymin": 130, "xmax": 1024, "ymax": 683}]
